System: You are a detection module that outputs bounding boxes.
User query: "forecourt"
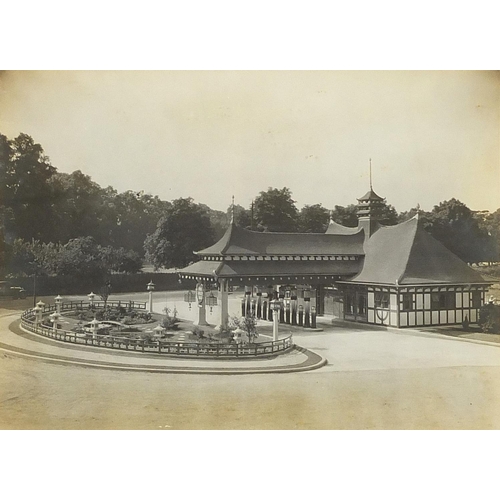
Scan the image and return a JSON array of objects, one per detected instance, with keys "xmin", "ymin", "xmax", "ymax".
[{"xmin": 1, "ymin": 291, "xmax": 500, "ymax": 429}]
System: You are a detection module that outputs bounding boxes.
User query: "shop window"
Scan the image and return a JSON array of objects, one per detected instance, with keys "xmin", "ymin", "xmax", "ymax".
[
  {"xmin": 374, "ymin": 292, "xmax": 389, "ymax": 309},
  {"xmin": 471, "ymin": 291, "xmax": 482, "ymax": 309},
  {"xmin": 402, "ymin": 293, "xmax": 414, "ymax": 312},
  {"xmin": 431, "ymin": 291, "xmax": 456, "ymax": 310},
  {"xmin": 358, "ymin": 294, "xmax": 366, "ymax": 315},
  {"xmin": 345, "ymin": 292, "xmax": 356, "ymax": 314}
]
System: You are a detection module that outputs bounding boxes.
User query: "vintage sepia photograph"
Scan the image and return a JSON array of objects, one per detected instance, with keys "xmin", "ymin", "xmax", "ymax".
[
  {"xmin": 1, "ymin": 3, "xmax": 500, "ymax": 498},
  {"xmin": 1, "ymin": 69, "xmax": 499, "ymax": 432}
]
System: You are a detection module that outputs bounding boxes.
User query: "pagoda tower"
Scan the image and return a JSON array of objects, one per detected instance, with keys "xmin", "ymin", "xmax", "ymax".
[{"xmin": 356, "ymin": 159, "xmax": 386, "ymax": 238}]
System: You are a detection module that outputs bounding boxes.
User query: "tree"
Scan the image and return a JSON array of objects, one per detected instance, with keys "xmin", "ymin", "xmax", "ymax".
[
  {"xmin": 48, "ymin": 170, "xmax": 111, "ymax": 244},
  {"xmin": 144, "ymin": 198, "xmax": 215, "ymax": 269},
  {"xmin": 108, "ymin": 191, "xmax": 170, "ymax": 255},
  {"xmin": 298, "ymin": 204, "xmax": 330, "ymax": 232},
  {"xmin": 476, "ymin": 209, "xmax": 500, "ymax": 263},
  {"xmin": 377, "ymin": 203, "xmax": 399, "ymax": 225},
  {"xmin": 229, "ymin": 204, "xmax": 252, "ymax": 229},
  {"xmin": 99, "ymin": 280, "xmax": 112, "ymax": 308},
  {"xmin": 199, "ymin": 204, "xmax": 229, "ymax": 240},
  {"xmin": 330, "ymin": 204, "xmax": 358, "ymax": 227},
  {"xmin": 1, "ymin": 133, "xmax": 57, "ymax": 243},
  {"xmin": 424, "ymin": 199, "xmax": 494, "ymax": 264},
  {"xmin": 56, "ymin": 236, "xmax": 107, "ymax": 280},
  {"xmin": 253, "ymin": 187, "xmax": 299, "ymax": 232}
]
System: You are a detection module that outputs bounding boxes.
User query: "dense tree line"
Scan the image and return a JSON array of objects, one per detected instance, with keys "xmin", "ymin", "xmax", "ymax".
[
  {"xmin": 0, "ymin": 133, "xmax": 170, "ymax": 256},
  {"xmin": 1, "ymin": 132, "xmax": 498, "ymax": 277},
  {"xmin": 8, "ymin": 237, "xmax": 143, "ymax": 279}
]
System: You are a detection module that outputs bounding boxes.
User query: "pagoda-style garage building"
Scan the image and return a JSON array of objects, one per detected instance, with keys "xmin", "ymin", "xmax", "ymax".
[{"xmin": 178, "ymin": 189, "xmax": 490, "ymax": 329}]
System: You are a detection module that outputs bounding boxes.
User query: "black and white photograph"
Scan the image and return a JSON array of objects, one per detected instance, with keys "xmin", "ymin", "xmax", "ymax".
[
  {"xmin": 1, "ymin": 70, "xmax": 498, "ymax": 431},
  {"xmin": 0, "ymin": 4, "xmax": 499, "ymax": 498}
]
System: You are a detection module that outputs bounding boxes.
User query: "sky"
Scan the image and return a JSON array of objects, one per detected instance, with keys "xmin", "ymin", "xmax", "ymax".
[{"xmin": 0, "ymin": 70, "xmax": 498, "ymax": 213}]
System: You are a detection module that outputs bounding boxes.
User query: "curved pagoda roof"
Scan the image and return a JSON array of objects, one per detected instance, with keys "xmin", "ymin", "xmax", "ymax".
[
  {"xmin": 325, "ymin": 219, "xmax": 362, "ymax": 236},
  {"xmin": 357, "ymin": 188, "xmax": 385, "ymax": 202},
  {"xmin": 195, "ymin": 222, "xmax": 365, "ymax": 257}
]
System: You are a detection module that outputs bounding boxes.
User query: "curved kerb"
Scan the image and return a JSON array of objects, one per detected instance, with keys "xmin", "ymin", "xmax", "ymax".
[{"xmin": 7, "ymin": 319, "xmax": 327, "ymax": 375}]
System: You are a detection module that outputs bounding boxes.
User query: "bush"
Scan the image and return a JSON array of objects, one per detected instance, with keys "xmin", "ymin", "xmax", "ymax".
[
  {"xmin": 231, "ymin": 314, "xmax": 259, "ymax": 343},
  {"xmin": 478, "ymin": 303, "xmax": 500, "ymax": 333},
  {"xmin": 192, "ymin": 326, "xmax": 205, "ymax": 338},
  {"xmin": 162, "ymin": 307, "xmax": 180, "ymax": 331}
]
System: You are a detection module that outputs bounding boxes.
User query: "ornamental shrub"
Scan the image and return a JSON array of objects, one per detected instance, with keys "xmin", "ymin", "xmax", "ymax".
[{"xmin": 478, "ymin": 302, "xmax": 500, "ymax": 333}]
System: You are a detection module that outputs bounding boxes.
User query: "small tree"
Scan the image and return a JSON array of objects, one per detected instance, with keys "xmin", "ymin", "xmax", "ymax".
[
  {"xmin": 232, "ymin": 314, "xmax": 258, "ymax": 343},
  {"xmin": 478, "ymin": 302, "xmax": 500, "ymax": 333},
  {"xmin": 99, "ymin": 280, "xmax": 112, "ymax": 308},
  {"xmin": 162, "ymin": 306, "xmax": 180, "ymax": 331}
]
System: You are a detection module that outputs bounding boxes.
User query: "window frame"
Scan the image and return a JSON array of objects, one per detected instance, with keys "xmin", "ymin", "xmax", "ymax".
[
  {"xmin": 374, "ymin": 291, "xmax": 390, "ymax": 309},
  {"xmin": 471, "ymin": 290, "xmax": 482, "ymax": 309},
  {"xmin": 431, "ymin": 291, "xmax": 456, "ymax": 310},
  {"xmin": 402, "ymin": 292, "xmax": 414, "ymax": 312}
]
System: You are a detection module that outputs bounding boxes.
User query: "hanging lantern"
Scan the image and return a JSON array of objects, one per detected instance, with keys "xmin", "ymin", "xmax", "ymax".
[
  {"xmin": 184, "ymin": 290, "xmax": 196, "ymax": 310},
  {"xmin": 206, "ymin": 292, "xmax": 218, "ymax": 313}
]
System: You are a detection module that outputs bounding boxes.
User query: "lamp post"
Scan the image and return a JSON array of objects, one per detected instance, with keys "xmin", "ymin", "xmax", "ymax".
[
  {"xmin": 90, "ymin": 318, "xmax": 100, "ymax": 340},
  {"xmin": 55, "ymin": 295, "xmax": 63, "ymax": 314},
  {"xmin": 33, "ymin": 305, "xmax": 42, "ymax": 326},
  {"xmin": 270, "ymin": 298, "xmax": 282, "ymax": 341},
  {"xmin": 147, "ymin": 281, "xmax": 155, "ymax": 313},
  {"xmin": 49, "ymin": 311, "xmax": 61, "ymax": 333},
  {"xmin": 153, "ymin": 324, "xmax": 165, "ymax": 341},
  {"xmin": 36, "ymin": 300, "xmax": 45, "ymax": 312},
  {"xmin": 32, "ymin": 272, "xmax": 37, "ymax": 308},
  {"xmin": 88, "ymin": 292, "xmax": 96, "ymax": 309}
]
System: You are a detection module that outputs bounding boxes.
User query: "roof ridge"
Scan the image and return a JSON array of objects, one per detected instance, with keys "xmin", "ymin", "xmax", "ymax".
[{"xmin": 394, "ymin": 217, "xmax": 420, "ymax": 285}]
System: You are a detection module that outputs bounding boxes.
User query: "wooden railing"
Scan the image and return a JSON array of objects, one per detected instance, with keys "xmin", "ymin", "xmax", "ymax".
[{"xmin": 20, "ymin": 302, "xmax": 294, "ymax": 358}]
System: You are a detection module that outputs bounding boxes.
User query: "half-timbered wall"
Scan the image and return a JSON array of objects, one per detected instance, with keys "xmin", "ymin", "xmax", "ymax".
[{"xmin": 342, "ymin": 284, "xmax": 488, "ymax": 327}]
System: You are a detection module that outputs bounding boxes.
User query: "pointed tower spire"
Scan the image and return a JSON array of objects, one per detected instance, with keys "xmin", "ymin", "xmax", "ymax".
[
  {"xmin": 330, "ymin": 209, "xmax": 334, "ymax": 222},
  {"xmin": 230, "ymin": 195, "xmax": 235, "ymax": 225},
  {"xmin": 356, "ymin": 159, "xmax": 386, "ymax": 239},
  {"xmin": 369, "ymin": 158, "xmax": 373, "ymax": 190}
]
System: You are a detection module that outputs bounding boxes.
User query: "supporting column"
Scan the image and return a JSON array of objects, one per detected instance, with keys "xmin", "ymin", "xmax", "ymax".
[
  {"xmin": 271, "ymin": 299, "xmax": 280, "ymax": 341},
  {"xmin": 279, "ymin": 288, "xmax": 285, "ymax": 323},
  {"xmin": 256, "ymin": 289, "xmax": 262, "ymax": 319},
  {"xmin": 291, "ymin": 289, "xmax": 297, "ymax": 325},
  {"xmin": 219, "ymin": 278, "xmax": 229, "ymax": 330},
  {"xmin": 304, "ymin": 288, "xmax": 311, "ymax": 328},
  {"xmin": 194, "ymin": 283, "xmax": 208, "ymax": 326}
]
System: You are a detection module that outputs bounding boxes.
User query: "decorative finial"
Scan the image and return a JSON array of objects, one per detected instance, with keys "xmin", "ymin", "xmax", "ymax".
[
  {"xmin": 330, "ymin": 209, "xmax": 334, "ymax": 222},
  {"xmin": 369, "ymin": 158, "xmax": 373, "ymax": 190},
  {"xmin": 230, "ymin": 195, "xmax": 235, "ymax": 224},
  {"xmin": 415, "ymin": 203, "xmax": 421, "ymax": 220}
]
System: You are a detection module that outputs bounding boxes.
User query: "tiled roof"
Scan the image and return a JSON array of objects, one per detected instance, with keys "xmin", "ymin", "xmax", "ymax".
[
  {"xmin": 357, "ymin": 189, "xmax": 385, "ymax": 202},
  {"xmin": 179, "ymin": 258, "xmax": 361, "ymax": 279},
  {"xmin": 325, "ymin": 220, "xmax": 362, "ymax": 235},
  {"xmin": 350, "ymin": 215, "xmax": 485, "ymax": 285},
  {"xmin": 195, "ymin": 223, "xmax": 365, "ymax": 256}
]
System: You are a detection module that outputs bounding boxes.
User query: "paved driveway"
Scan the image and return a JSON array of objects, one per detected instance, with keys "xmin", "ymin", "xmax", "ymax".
[{"xmin": 1, "ymin": 292, "xmax": 500, "ymax": 429}]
